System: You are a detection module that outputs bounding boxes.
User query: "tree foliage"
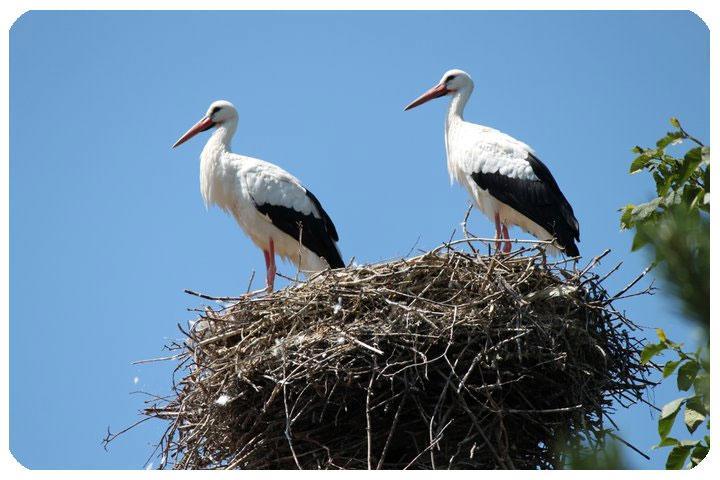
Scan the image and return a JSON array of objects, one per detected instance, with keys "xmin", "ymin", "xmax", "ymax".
[
  {"xmin": 621, "ymin": 118, "xmax": 709, "ymax": 469},
  {"xmin": 641, "ymin": 329, "xmax": 709, "ymax": 469},
  {"xmin": 562, "ymin": 436, "xmax": 626, "ymax": 469},
  {"xmin": 620, "ymin": 117, "xmax": 709, "ymax": 251}
]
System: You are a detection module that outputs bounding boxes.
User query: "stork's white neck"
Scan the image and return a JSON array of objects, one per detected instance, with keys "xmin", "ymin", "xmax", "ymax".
[
  {"xmin": 202, "ymin": 119, "xmax": 237, "ymax": 156},
  {"xmin": 200, "ymin": 118, "xmax": 238, "ymax": 208},
  {"xmin": 446, "ymin": 84, "xmax": 473, "ymax": 123},
  {"xmin": 444, "ymin": 85, "xmax": 473, "ymax": 184}
]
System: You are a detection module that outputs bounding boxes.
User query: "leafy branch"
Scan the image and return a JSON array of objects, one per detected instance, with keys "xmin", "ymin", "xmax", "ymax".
[
  {"xmin": 641, "ymin": 329, "xmax": 709, "ymax": 469},
  {"xmin": 620, "ymin": 118, "xmax": 709, "ymax": 252},
  {"xmin": 622, "ymin": 118, "xmax": 709, "ymax": 469}
]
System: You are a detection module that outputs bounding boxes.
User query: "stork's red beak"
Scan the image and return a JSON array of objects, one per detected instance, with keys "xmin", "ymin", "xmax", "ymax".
[
  {"xmin": 172, "ymin": 116, "xmax": 215, "ymax": 148},
  {"xmin": 404, "ymin": 83, "xmax": 449, "ymax": 111}
]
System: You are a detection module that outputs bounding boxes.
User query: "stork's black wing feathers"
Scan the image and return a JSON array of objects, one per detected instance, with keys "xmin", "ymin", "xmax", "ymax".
[
  {"xmin": 304, "ymin": 189, "xmax": 339, "ymax": 242},
  {"xmin": 470, "ymin": 153, "xmax": 580, "ymax": 256},
  {"xmin": 526, "ymin": 154, "xmax": 580, "ymax": 238},
  {"xmin": 254, "ymin": 189, "xmax": 345, "ymax": 269}
]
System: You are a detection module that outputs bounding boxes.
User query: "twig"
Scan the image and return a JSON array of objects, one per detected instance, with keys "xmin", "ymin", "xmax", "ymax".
[
  {"xmin": 102, "ymin": 418, "xmax": 153, "ymax": 450},
  {"xmin": 605, "ymin": 265, "xmax": 652, "ymax": 305},
  {"xmin": 376, "ymin": 390, "xmax": 408, "ymax": 470},
  {"xmin": 183, "ymin": 289, "xmax": 242, "ymax": 302},
  {"xmin": 607, "ymin": 431, "xmax": 651, "ymax": 461},
  {"xmin": 403, "ymin": 420, "xmax": 454, "ymax": 470},
  {"xmin": 331, "ymin": 326, "xmax": 384, "ymax": 355},
  {"xmin": 282, "ymin": 351, "xmax": 302, "ymax": 470},
  {"xmin": 461, "ymin": 203, "xmax": 478, "ymax": 254},
  {"xmin": 245, "ymin": 270, "xmax": 256, "ymax": 294},
  {"xmin": 366, "ymin": 367, "xmax": 375, "ymax": 470}
]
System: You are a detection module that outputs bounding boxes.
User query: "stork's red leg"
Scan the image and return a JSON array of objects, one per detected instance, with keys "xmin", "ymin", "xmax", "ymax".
[
  {"xmin": 501, "ymin": 224, "xmax": 511, "ymax": 253},
  {"xmin": 265, "ymin": 238, "xmax": 276, "ymax": 292},
  {"xmin": 493, "ymin": 213, "xmax": 503, "ymax": 253},
  {"xmin": 262, "ymin": 248, "xmax": 272, "ymax": 291}
]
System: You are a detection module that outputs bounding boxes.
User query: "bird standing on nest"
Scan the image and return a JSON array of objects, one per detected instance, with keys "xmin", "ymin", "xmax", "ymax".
[
  {"xmin": 173, "ymin": 100, "xmax": 345, "ymax": 292},
  {"xmin": 404, "ymin": 69, "xmax": 580, "ymax": 257}
]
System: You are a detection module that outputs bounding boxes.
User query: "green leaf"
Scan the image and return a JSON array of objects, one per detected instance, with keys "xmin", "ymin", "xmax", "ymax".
[
  {"xmin": 684, "ymin": 396, "xmax": 706, "ymax": 433},
  {"xmin": 684, "ymin": 146, "xmax": 703, "ymax": 164},
  {"xmin": 677, "ymin": 361, "xmax": 699, "ymax": 391},
  {"xmin": 630, "ymin": 153, "xmax": 653, "ymax": 173},
  {"xmin": 660, "ymin": 397, "xmax": 685, "ymax": 419},
  {"xmin": 630, "ymin": 197, "xmax": 663, "ymax": 224},
  {"xmin": 682, "ymin": 185, "xmax": 700, "ymax": 207},
  {"xmin": 670, "ymin": 117, "xmax": 681, "ymax": 129},
  {"xmin": 691, "ymin": 189, "xmax": 706, "ymax": 210},
  {"xmin": 656, "ymin": 131, "xmax": 685, "ymax": 150},
  {"xmin": 620, "ymin": 205, "xmax": 635, "ymax": 229},
  {"xmin": 656, "ymin": 328, "xmax": 668, "ymax": 343},
  {"xmin": 653, "ymin": 171, "xmax": 669, "ymax": 196},
  {"xmin": 663, "ymin": 360, "xmax": 682, "ymax": 378},
  {"xmin": 693, "ymin": 373, "xmax": 710, "ymax": 398},
  {"xmin": 690, "ymin": 444, "xmax": 709, "ymax": 468},
  {"xmin": 654, "ymin": 437, "xmax": 679, "ymax": 449},
  {"xmin": 677, "ymin": 147, "xmax": 703, "ymax": 187},
  {"xmin": 664, "ymin": 189, "xmax": 683, "ymax": 206},
  {"xmin": 700, "ymin": 145, "xmax": 710, "ymax": 162},
  {"xmin": 630, "ymin": 232, "xmax": 650, "ymax": 251},
  {"xmin": 699, "ymin": 352, "xmax": 710, "ymax": 372},
  {"xmin": 659, "ymin": 397, "xmax": 685, "ymax": 439},
  {"xmin": 640, "ymin": 342, "xmax": 667, "ymax": 364},
  {"xmin": 666, "ymin": 445, "xmax": 693, "ymax": 469},
  {"xmin": 679, "ymin": 440, "xmax": 700, "ymax": 447}
]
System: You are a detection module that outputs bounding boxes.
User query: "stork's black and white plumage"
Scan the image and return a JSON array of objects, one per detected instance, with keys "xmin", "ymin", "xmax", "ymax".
[
  {"xmin": 405, "ymin": 69, "xmax": 580, "ymax": 257},
  {"xmin": 173, "ymin": 100, "xmax": 344, "ymax": 291}
]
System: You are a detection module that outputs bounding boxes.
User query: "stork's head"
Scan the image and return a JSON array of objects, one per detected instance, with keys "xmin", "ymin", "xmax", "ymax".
[
  {"xmin": 172, "ymin": 100, "xmax": 238, "ymax": 148},
  {"xmin": 404, "ymin": 69, "xmax": 473, "ymax": 111}
]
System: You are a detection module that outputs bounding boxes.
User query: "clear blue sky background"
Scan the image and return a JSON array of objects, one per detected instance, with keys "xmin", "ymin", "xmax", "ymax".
[{"xmin": 10, "ymin": 11, "xmax": 709, "ymax": 469}]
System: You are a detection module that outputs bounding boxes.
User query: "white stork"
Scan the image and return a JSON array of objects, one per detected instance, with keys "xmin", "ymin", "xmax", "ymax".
[
  {"xmin": 404, "ymin": 69, "xmax": 580, "ymax": 257},
  {"xmin": 173, "ymin": 100, "xmax": 345, "ymax": 291}
]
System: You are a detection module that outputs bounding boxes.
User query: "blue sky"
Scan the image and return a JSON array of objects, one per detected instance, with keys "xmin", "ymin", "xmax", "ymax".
[{"xmin": 10, "ymin": 11, "xmax": 709, "ymax": 469}]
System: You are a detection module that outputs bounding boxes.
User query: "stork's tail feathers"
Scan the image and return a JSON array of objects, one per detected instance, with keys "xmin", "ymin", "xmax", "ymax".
[
  {"xmin": 324, "ymin": 243, "xmax": 346, "ymax": 269},
  {"xmin": 562, "ymin": 241, "xmax": 580, "ymax": 258}
]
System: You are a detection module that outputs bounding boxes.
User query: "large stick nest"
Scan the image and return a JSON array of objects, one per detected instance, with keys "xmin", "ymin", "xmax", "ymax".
[{"xmin": 143, "ymin": 241, "xmax": 650, "ymax": 469}]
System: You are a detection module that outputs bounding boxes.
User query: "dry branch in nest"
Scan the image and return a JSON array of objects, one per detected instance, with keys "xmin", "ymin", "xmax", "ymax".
[{"xmin": 137, "ymin": 240, "xmax": 652, "ymax": 469}]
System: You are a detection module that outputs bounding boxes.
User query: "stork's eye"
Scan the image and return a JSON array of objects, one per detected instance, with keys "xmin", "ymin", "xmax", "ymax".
[
  {"xmin": 445, "ymin": 75, "xmax": 456, "ymax": 82},
  {"xmin": 210, "ymin": 106, "xmax": 221, "ymax": 116}
]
